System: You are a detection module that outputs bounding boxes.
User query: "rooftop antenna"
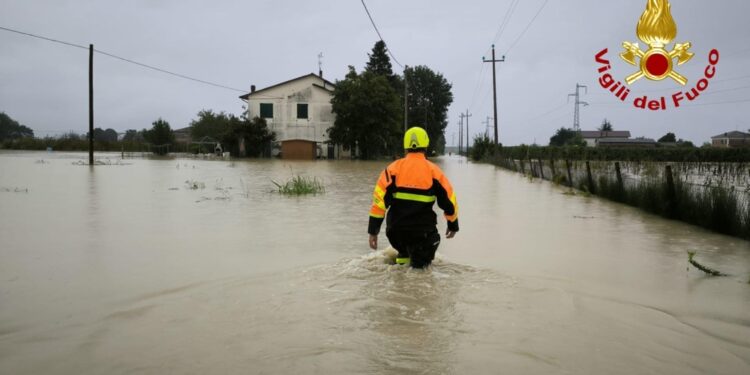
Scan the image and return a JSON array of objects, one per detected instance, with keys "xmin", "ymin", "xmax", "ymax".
[{"xmin": 318, "ymin": 52, "xmax": 324, "ymax": 77}]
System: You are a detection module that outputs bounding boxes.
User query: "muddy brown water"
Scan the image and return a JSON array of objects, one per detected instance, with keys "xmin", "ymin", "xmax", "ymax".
[{"xmin": 1, "ymin": 151, "xmax": 749, "ymax": 374}]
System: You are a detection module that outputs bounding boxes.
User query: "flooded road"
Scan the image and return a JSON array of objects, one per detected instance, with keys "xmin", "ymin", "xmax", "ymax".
[{"xmin": 1, "ymin": 151, "xmax": 749, "ymax": 374}]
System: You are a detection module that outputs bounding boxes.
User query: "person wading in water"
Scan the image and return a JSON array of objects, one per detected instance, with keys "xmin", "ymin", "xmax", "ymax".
[{"xmin": 367, "ymin": 126, "xmax": 459, "ymax": 268}]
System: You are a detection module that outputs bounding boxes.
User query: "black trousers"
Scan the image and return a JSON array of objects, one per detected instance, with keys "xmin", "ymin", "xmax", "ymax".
[{"xmin": 386, "ymin": 228, "xmax": 441, "ymax": 268}]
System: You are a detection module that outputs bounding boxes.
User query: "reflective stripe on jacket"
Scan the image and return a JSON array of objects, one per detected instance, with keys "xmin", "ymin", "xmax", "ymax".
[{"xmin": 368, "ymin": 152, "xmax": 459, "ymax": 235}]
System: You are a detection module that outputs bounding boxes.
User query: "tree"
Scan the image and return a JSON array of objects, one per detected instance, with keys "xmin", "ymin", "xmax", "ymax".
[
  {"xmin": 144, "ymin": 118, "xmax": 174, "ymax": 155},
  {"xmin": 91, "ymin": 127, "xmax": 118, "ymax": 142},
  {"xmin": 329, "ymin": 66, "xmax": 402, "ymax": 159},
  {"xmin": 222, "ymin": 116, "xmax": 276, "ymax": 157},
  {"xmin": 598, "ymin": 118, "xmax": 613, "ymax": 131},
  {"xmin": 405, "ymin": 65, "xmax": 453, "ymax": 154},
  {"xmin": 365, "ymin": 41, "xmax": 394, "ymax": 78},
  {"xmin": 189, "ymin": 110, "xmax": 232, "ymax": 140},
  {"xmin": 549, "ymin": 127, "xmax": 585, "ymax": 147},
  {"xmin": 658, "ymin": 132, "xmax": 677, "ymax": 143},
  {"xmin": 122, "ymin": 129, "xmax": 143, "ymax": 142},
  {"xmin": 0, "ymin": 112, "xmax": 34, "ymax": 141}
]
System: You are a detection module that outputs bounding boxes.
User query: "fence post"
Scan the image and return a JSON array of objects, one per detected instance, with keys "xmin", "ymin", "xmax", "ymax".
[
  {"xmin": 586, "ymin": 161, "xmax": 595, "ymax": 193},
  {"xmin": 538, "ymin": 158, "xmax": 545, "ymax": 179},
  {"xmin": 528, "ymin": 157, "xmax": 535, "ymax": 177},
  {"xmin": 550, "ymin": 159, "xmax": 556, "ymax": 177},
  {"xmin": 565, "ymin": 159, "xmax": 573, "ymax": 187},
  {"xmin": 615, "ymin": 162, "xmax": 623, "ymax": 190},
  {"xmin": 665, "ymin": 165, "xmax": 676, "ymax": 217}
]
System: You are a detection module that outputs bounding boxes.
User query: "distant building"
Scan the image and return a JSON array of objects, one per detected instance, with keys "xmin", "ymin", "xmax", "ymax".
[
  {"xmin": 580, "ymin": 130, "xmax": 632, "ymax": 147},
  {"xmin": 711, "ymin": 131, "xmax": 750, "ymax": 148},
  {"xmin": 598, "ymin": 138, "xmax": 657, "ymax": 148},
  {"xmin": 173, "ymin": 127, "xmax": 191, "ymax": 144},
  {"xmin": 239, "ymin": 73, "xmax": 345, "ymax": 160}
]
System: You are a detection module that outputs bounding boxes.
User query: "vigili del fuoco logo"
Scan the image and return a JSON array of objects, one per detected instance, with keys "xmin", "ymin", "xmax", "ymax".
[{"xmin": 594, "ymin": 0, "xmax": 719, "ymax": 110}]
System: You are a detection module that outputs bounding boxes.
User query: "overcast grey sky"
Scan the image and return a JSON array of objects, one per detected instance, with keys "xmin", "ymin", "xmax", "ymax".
[{"xmin": 1, "ymin": 0, "xmax": 749, "ymax": 146}]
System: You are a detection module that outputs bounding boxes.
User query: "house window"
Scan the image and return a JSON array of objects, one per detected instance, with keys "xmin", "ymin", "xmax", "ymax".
[
  {"xmin": 260, "ymin": 103, "xmax": 273, "ymax": 118},
  {"xmin": 297, "ymin": 103, "xmax": 308, "ymax": 119}
]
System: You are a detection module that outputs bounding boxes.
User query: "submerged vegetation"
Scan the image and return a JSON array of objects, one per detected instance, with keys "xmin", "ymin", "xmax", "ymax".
[
  {"xmin": 272, "ymin": 175, "xmax": 325, "ymax": 196},
  {"xmin": 687, "ymin": 251, "xmax": 727, "ymax": 276}
]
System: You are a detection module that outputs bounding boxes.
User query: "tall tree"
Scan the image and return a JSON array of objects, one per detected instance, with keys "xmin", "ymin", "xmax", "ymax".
[
  {"xmin": 0, "ymin": 112, "xmax": 34, "ymax": 141},
  {"xmin": 658, "ymin": 132, "xmax": 677, "ymax": 143},
  {"xmin": 365, "ymin": 40, "xmax": 394, "ymax": 78},
  {"xmin": 598, "ymin": 118, "xmax": 614, "ymax": 131},
  {"xmin": 144, "ymin": 118, "xmax": 174, "ymax": 154},
  {"xmin": 405, "ymin": 66, "xmax": 453, "ymax": 154},
  {"xmin": 329, "ymin": 66, "xmax": 402, "ymax": 159},
  {"xmin": 190, "ymin": 110, "xmax": 232, "ymax": 140}
]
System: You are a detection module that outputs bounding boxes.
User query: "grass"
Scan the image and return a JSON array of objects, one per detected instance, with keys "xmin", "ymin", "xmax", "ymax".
[
  {"xmin": 687, "ymin": 251, "xmax": 727, "ymax": 276},
  {"xmin": 272, "ymin": 175, "xmax": 325, "ymax": 195}
]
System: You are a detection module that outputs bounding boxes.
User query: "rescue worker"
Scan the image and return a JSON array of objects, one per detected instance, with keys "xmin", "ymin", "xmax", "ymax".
[{"xmin": 367, "ymin": 126, "xmax": 459, "ymax": 268}]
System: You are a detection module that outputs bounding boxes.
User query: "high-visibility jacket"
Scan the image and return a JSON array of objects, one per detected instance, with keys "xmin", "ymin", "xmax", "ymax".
[{"xmin": 368, "ymin": 152, "xmax": 459, "ymax": 235}]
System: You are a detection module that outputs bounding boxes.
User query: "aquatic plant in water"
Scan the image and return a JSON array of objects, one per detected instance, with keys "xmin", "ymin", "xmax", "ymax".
[
  {"xmin": 687, "ymin": 251, "xmax": 727, "ymax": 276},
  {"xmin": 272, "ymin": 175, "xmax": 325, "ymax": 195}
]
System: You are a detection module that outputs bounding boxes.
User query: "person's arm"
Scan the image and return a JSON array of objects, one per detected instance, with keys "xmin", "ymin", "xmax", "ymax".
[
  {"xmin": 433, "ymin": 167, "xmax": 459, "ymax": 238},
  {"xmin": 368, "ymin": 168, "xmax": 390, "ymax": 249}
]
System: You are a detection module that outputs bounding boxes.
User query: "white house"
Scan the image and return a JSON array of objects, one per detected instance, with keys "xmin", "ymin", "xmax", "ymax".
[
  {"xmin": 239, "ymin": 73, "xmax": 341, "ymax": 159},
  {"xmin": 579, "ymin": 130, "xmax": 631, "ymax": 147}
]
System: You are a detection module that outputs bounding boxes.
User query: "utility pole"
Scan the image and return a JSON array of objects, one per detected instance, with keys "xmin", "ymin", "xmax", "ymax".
[
  {"xmin": 464, "ymin": 110, "xmax": 472, "ymax": 154},
  {"xmin": 458, "ymin": 115, "xmax": 464, "ymax": 155},
  {"xmin": 404, "ymin": 65, "xmax": 409, "ymax": 131},
  {"xmin": 483, "ymin": 45, "xmax": 505, "ymax": 145},
  {"xmin": 568, "ymin": 83, "xmax": 588, "ymax": 131},
  {"xmin": 89, "ymin": 44, "xmax": 94, "ymax": 165}
]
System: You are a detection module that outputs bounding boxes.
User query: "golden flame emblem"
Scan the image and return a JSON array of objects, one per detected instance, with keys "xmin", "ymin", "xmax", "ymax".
[{"xmin": 620, "ymin": 0, "xmax": 693, "ymax": 85}]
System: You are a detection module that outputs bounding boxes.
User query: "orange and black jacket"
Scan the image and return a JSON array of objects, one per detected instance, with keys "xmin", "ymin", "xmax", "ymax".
[{"xmin": 368, "ymin": 152, "xmax": 459, "ymax": 235}]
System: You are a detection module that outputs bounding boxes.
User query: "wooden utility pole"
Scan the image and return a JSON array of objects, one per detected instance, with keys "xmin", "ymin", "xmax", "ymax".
[
  {"xmin": 464, "ymin": 110, "xmax": 472, "ymax": 154},
  {"xmin": 483, "ymin": 45, "xmax": 505, "ymax": 145},
  {"xmin": 404, "ymin": 65, "xmax": 408, "ymax": 131},
  {"xmin": 458, "ymin": 115, "xmax": 464, "ymax": 155},
  {"xmin": 89, "ymin": 44, "xmax": 94, "ymax": 165}
]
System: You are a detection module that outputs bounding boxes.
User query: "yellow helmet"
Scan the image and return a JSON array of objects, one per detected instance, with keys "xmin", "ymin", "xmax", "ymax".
[{"xmin": 403, "ymin": 126, "xmax": 429, "ymax": 150}]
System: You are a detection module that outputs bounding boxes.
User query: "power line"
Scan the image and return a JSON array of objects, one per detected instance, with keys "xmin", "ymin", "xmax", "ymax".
[
  {"xmin": 504, "ymin": 0, "xmax": 550, "ymax": 55},
  {"xmin": 359, "ymin": 0, "xmax": 403, "ymax": 68},
  {"xmin": 492, "ymin": 0, "xmax": 521, "ymax": 46},
  {"xmin": 0, "ymin": 25, "xmax": 246, "ymax": 93}
]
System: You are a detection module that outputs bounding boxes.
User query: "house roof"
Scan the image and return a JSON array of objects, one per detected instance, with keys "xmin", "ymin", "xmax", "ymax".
[
  {"xmin": 239, "ymin": 73, "xmax": 336, "ymax": 100},
  {"xmin": 598, "ymin": 138, "xmax": 655, "ymax": 144},
  {"xmin": 580, "ymin": 130, "xmax": 631, "ymax": 139},
  {"xmin": 711, "ymin": 131, "xmax": 750, "ymax": 139}
]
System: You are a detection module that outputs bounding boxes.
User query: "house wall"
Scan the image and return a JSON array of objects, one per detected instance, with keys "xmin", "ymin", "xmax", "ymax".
[{"xmin": 245, "ymin": 75, "xmax": 334, "ymax": 144}]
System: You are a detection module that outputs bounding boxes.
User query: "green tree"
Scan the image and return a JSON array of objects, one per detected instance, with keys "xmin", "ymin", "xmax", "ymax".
[
  {"xmin": 222, "ymin": 116, "xmax": 276, "ymax": 157},
  {"xmin": 598, "ymin": 118, "xmax": 613, "ymax": 131},
  {"xmin": 549, "ymin": 127, "xmax": 585, "ymax": 147},
  {"xmin": 658, "ymin": 132, "xmax": 677, "ymax": 143},
  {"xmin": 144, "ymin": 118, "xmax": 174, "ymax": 155},
  {"xmin": 365, "ymin": 40, "xmax": 403, "ymax": 90},
  {"xmin": 122, "ymin": 129, "xmax": 143, "ymax": 142},
  {"xmin": 189, "ymin": 110, "xmax": 232, "ymax": 140},
  {"xmin": 0, "ymin": 112, "xmax": 34, "ymax": 141},
  {"xmin": 405, "ymin": 66, "xmax": 453, "ymax": 154},
  {"xmin": 329, "ymin": 66, "xmax": 402, "ymax": 159}
]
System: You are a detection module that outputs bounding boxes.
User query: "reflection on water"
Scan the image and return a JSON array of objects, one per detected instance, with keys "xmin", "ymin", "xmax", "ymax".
[{"xmin": 1, "ymin": 151, "xmax": 749, "ymax": 374}]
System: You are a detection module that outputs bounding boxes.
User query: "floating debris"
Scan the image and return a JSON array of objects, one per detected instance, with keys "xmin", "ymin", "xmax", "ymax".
[
  {"xmin": 1, "ymin": 187, "xmax": 29, "ymax": 193},
  {"xmin": 185, "ymin": 180, "xmax": 205, "ymax": 190}
]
